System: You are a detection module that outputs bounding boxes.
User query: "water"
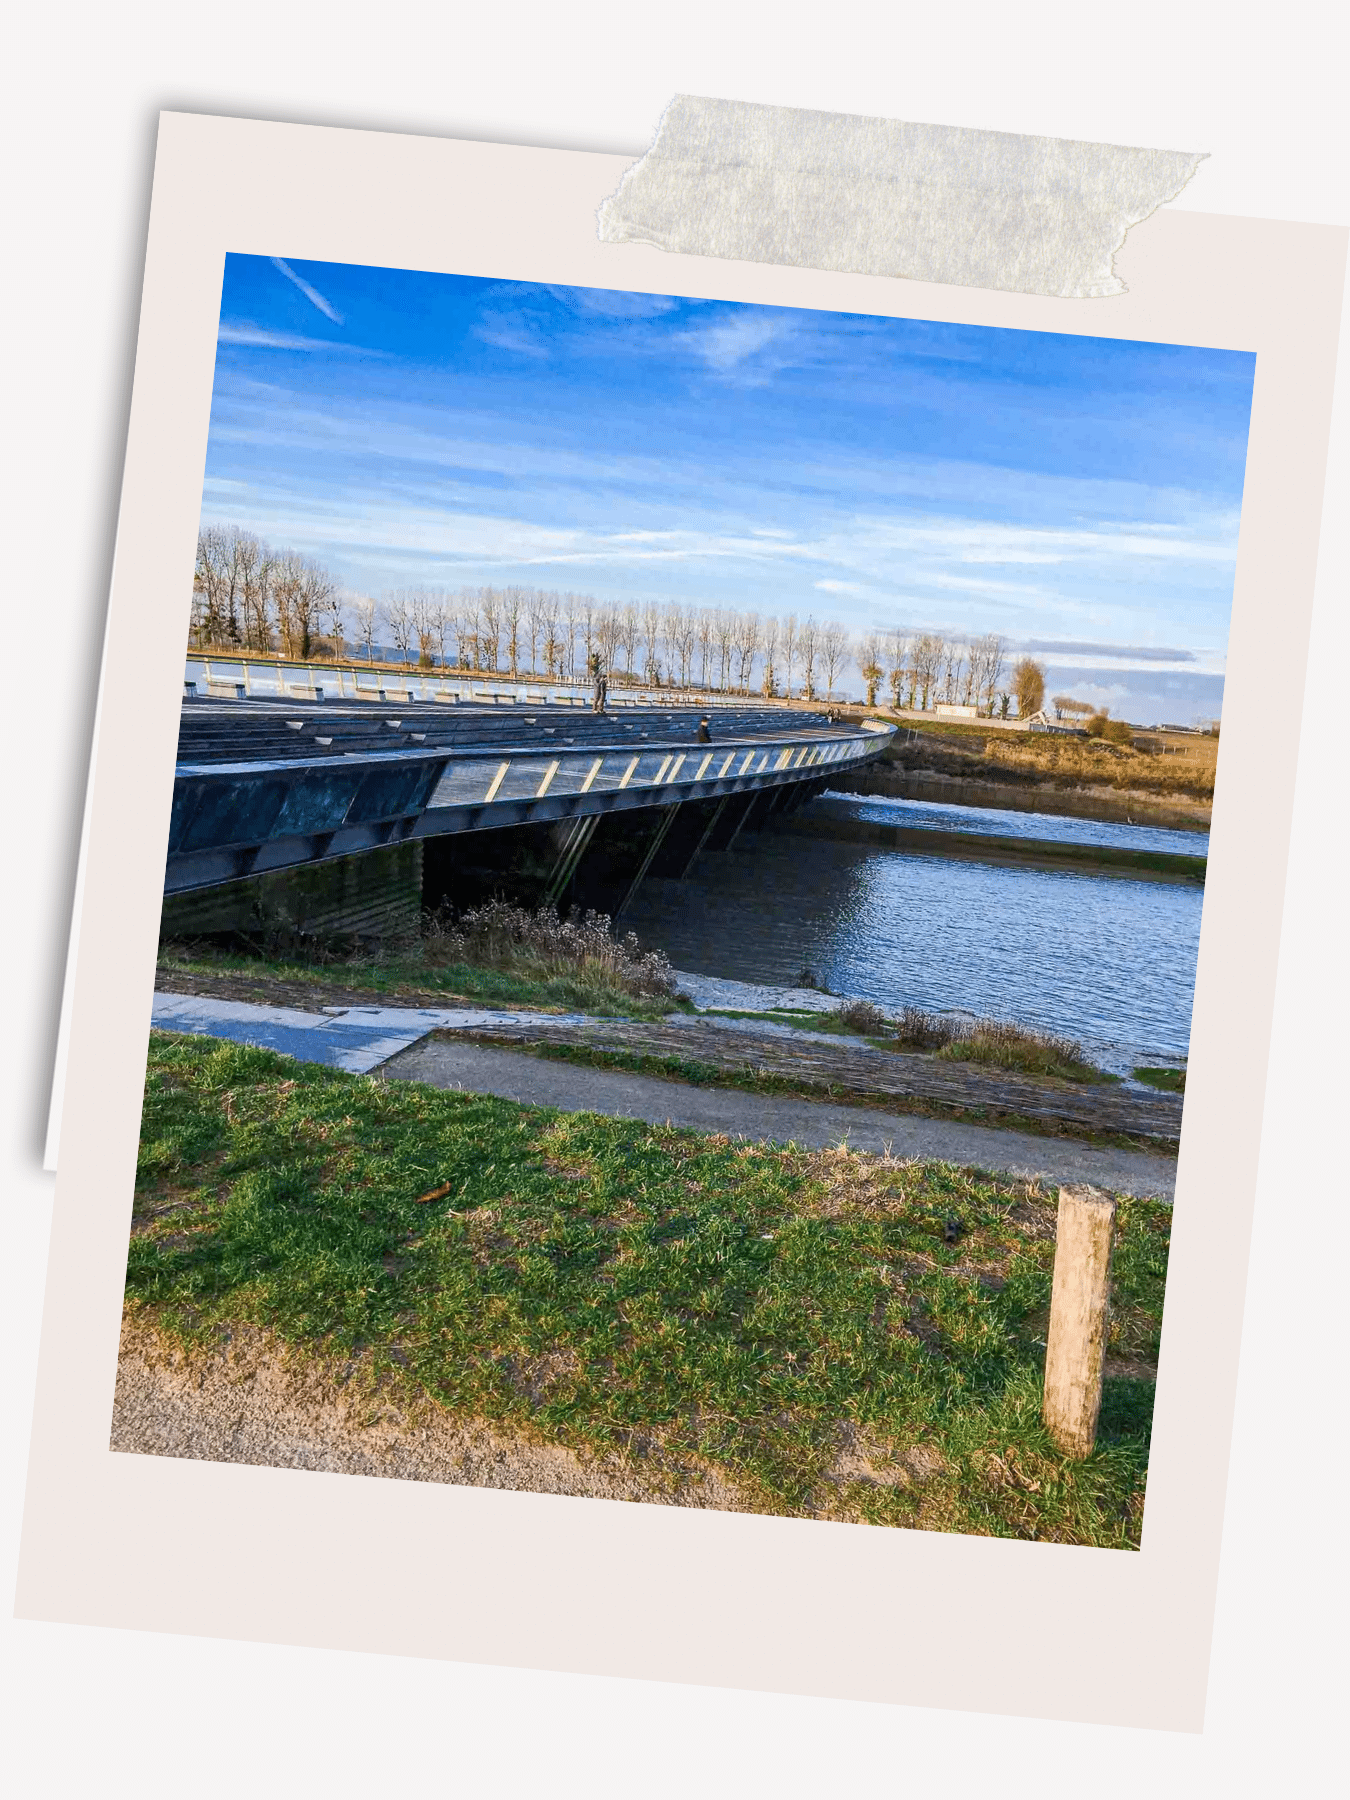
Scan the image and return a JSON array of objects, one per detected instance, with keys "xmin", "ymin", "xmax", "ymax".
[
  {"xmin": 623, "ymin": 813, "xmax": 1204, "ymax": 1074},
  {"xmin": 824, "ymin": 790, "xmax": 1209, "ymax": 856}
]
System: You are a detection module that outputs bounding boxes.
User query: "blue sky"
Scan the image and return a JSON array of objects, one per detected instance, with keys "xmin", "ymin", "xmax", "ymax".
[{"xmin": 201, "ymin": 254, "xmax": 1256, "ymax": 721}]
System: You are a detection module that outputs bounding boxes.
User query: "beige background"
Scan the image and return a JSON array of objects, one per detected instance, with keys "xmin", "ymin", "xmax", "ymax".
[{"xmin": 15, "ymin": 112, "xmax": 1345, "ymax": 1732}]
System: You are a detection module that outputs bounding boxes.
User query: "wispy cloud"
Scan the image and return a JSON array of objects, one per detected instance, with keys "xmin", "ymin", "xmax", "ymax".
[
  {"xmin": 1017, "ymin": 638, "xmax": 1198, "ymax": 663},
  {"xmin": 681, "ymin": 312, "xmax": 796, "ymax": 380},
  {"xmin": 547, "ymin": 285, "xmax": 678, "ymax": 319},
  {"xmin": 270, "ymin": 257, "xmax": 343, "ymax": 323},
  {"xmin": 217, "ymin": 322, "xmax": 382, "ymax": 355},
  {"xmin": 473, "ymin": 314, "xmax": 549, "ymax": 359}
]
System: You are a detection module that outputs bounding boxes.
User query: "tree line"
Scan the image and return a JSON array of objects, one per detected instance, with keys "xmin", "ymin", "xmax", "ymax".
[{"xmin": 192, "ymin": 526, "xmax": 1054, "ymax": 715}]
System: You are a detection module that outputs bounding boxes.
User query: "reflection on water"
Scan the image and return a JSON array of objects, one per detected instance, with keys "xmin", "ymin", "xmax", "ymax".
[
  {"xmin": 624, "ymin": 823, "xmax": 1204, "ymax": 1072},
  {"xmin": 826, "ymin": 790, "xmax": 1209, "ymax": 856}
]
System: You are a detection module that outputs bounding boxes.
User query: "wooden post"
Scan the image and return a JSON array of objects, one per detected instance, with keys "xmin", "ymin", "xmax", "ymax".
[{"xmin": 1042, "ymin": 1183, "xmax": 1117, "ymax": 1459}]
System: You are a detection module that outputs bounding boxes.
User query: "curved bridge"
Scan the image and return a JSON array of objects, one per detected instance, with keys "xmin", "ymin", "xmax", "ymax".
[{"xmin": 167, "ymin": 697, "xmax": 895, "ymax": 897}]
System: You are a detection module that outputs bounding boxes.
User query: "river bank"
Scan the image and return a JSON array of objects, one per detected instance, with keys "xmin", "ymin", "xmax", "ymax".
[
  {"xmin": 832, "ymin": 764, "xmax": 1212, "ymax": 830},
  {"xmin": 776, "ymin": 809, "xmax": 1206, "ymax": 883}
]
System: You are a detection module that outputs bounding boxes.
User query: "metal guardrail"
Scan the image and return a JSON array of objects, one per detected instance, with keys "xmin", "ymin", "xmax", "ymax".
[
  {"xmin": 166, "ymin": 721, "xmax": 894, "ymax": 894},
  {"xmin": 183, "ymin": 655, "xmax": 781, "ymax": 711}
]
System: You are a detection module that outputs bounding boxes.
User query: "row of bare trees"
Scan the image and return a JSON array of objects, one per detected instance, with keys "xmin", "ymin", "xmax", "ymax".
[
  {"xmin": 193, "ymin": 529, "xmax": 1052, "ymax": 714},
  {"xmin": 380, "ymin": 587, "xmax": 858, "ymax": 699},
  {"xmin": 193, "ymin": 528, "xmax": 339, "ymax": 661}
]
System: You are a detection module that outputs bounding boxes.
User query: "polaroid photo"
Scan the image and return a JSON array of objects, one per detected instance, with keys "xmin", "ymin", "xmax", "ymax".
[{"xmin": 18, "ymin": 112, "xmax": 1346, "ymax": 1731}]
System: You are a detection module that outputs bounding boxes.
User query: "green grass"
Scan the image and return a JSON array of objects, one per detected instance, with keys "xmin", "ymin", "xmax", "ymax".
[
  {"xmin": 157, "ymin": 942, "xmax": 685, "ymax": 1021},
  {"xmin": 128, "ymin": 1031, "xmax": 1170, "ymax": 1543},
  {"xmin": 1133, "ymin": 1066, "xmax": 1186, "ymax": 1094}
]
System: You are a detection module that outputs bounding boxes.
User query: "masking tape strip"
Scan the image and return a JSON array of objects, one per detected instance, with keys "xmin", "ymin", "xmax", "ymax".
[{"xmin": 597, "ymin": 95, "xmax": 1206, "ymax": 299}]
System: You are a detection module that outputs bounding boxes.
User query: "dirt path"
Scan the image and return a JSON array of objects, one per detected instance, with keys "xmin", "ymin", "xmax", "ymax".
[
  {"xmin": 110, "ymin": 1317, "xmax": 752, "ymax": 1509},
  {"xmin": 382, "ymin": 1037, "xmax": 1177, "ymax": 1198}
]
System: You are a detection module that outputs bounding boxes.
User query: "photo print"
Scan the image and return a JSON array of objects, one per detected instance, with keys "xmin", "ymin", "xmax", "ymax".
[{"xmin": 122, "ymin": 252, "xmax": 1256, "ymax": 1546}]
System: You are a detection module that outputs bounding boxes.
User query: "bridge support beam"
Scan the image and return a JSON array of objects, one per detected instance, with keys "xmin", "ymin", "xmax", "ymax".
[
  {"xmin": 543, "ymin": 812, "xmax": 601, "ymax": 907},
  {"xmin": 615, "ymin": 803, "xmax": 682, "ymax": 919}
]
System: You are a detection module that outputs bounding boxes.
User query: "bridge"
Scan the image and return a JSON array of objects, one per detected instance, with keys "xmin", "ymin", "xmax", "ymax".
[{"xmin": 163, "ymin": 694, "xmax": 895, "ymax": 942}]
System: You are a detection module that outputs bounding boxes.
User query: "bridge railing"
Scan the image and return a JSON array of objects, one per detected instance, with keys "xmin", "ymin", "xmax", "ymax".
[{"xmin": 183, "ymin": 655, "xmax": 783, "ymax": 710}]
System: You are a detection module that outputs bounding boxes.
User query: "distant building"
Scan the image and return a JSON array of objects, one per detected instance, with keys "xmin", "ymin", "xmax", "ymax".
[{"xmin": 934, "ymin": 701, "xmax": 979, "ymax": 719}]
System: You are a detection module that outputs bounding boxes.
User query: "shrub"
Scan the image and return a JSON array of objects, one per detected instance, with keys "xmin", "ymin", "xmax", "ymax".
[
  {"xmin": 830, "ymin": 998, "xmax": 891, "ymax": 1035},
  {"xmin": 891, "ymin": 1008, "xmax": 1102, "ymax": 1082},
  {"xmin": 422, "ymin": 900, "xmax": 678, "ymax": 1001}
]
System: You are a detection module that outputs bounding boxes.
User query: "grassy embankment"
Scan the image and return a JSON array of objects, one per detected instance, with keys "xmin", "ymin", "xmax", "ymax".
[
  {"xmin": 837, "ymin": 716, "xmax": 1216, "ymax": 815},
  {"xmin": 129, "ymin": 1032, "xmax": 1168, "ymax": 1543},
  {"xmin": 158, "ymin": 901, "xmax": 687, "ymax": 1021}
]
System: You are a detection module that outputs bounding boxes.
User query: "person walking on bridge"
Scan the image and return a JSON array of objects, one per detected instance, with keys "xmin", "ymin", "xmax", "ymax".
[
  {"xmin": 696, "ymin": 715, "xmax": 712, "ymax": 743},
  {"xmin": 589, "ymin": 651, "xmax": 607, "ymax": 714}
]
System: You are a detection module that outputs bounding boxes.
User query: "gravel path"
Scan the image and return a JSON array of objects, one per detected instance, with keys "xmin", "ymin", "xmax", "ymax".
[{"xmin": 381, "ymin": 1037, "xmax": 1177, "ymax": 1198}]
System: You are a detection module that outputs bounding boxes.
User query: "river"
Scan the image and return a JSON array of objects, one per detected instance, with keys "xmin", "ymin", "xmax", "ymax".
[{"xmin": 622, "ymin": 793, "xmax": 1204, "ymax": 1076}]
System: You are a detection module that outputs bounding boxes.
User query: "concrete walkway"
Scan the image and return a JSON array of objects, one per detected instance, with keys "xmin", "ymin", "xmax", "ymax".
[
  {"xmin": 150, "ymin": 990, "xmax": 594, "ymax": 1075},
  {"xmin": 151, "ymin": 989, "xmax": 1176, "ymax": 1197}
]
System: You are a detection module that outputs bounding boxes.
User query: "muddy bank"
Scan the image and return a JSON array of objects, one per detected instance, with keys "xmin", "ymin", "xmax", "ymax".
[{"xmin": 832, "ymin": 766, "xmax": 1211, "ymax": 831}]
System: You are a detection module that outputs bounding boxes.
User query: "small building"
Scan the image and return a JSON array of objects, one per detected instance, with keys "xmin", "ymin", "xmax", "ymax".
[{"xmin": 934, "ymin": 701, "xmax": 979, "ymax": 719}]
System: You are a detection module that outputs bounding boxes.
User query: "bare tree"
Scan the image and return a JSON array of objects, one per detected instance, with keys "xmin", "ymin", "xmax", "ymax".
[
  {"xmin": 886, "ymin": 628, "xmax": 911, "ymax": 708},
  {"xmin": 1052, "ymin": 694, "xmax": 1095, "ymax": 722},
  {"xmin": 666, "ymin": 602, "xmax": 696, "ymax": 689},
  {"xmin": 640, "ymin": 598, "xmax": 664, "ymax": 683},
  {"xmin": 782, "ymin": 613, "xmax": 799, "ymax": 698},
  {"xmin": 324, "ymin": 586, "xmax": 347, "ymax": 660},
  {"xmin": 978, "ymin": 633, "xmax": 1007, "ymax": 714},
  {"xmin": 193, "ymin": 526, "xmax": 245, "ymax": 646},
  {"xmin": 733, "ymin": 610, "xmax": 760, "ymax": 692},
  {"xmin": 596, "ymin": 603, "xmax": 622, "ymax": 679},
  {"xmin": 230, "ymin": 532, "xmax": 271, "ymax": 651},
  {"xmin": 857, "ymin": 629, "xmax": 885, "ymax": 706},
  {"xmin": 696, "ymin": 607, "xmax": 716, "ymax": 689},
  {"xmin": 562, "ymin": 591, "xmax": 583, "ymax": 681},
  {"xmin": 940, "ymin": 637, "xmax": 967, "ymax": 705},
  {"xmin": 821, "ymin": 619, "xmax": 851, "ymax": 700},
  {"xmin": 501, "ymin": 586, "xmax": 524, "ymax": 679},
  {"xmin": 410, "ymin": 591, "xmax": 436, "ymax": 667},
  {"xmin": 428, "ymin": 594, "xmax": 453, "ymax": 667},
  {"xmin": 524, "ymin": 589, "xmax": 547, "ymax": 676},
  {"xmin": 478, "ymin": 587, "xmax": 502, "ymax": 672},
  {"xmin": 351, "ymin": 595, "xmax": 378, "ymax": 661},
  {"xmin": 384, "ymin": 590, "xmax": 416, "ymax": 666},
  {"xmin": 910, "ymin": 633, "xmax": 945, "ymax": 709},
  {"xmin": 540, "ymin": 591, "xmax": 562, "ymax": 678},
  {"xmin": 713, "ymin": 608, "xmax": 736, "ymax": 690},
  {"xmin": 760, "ymin": 614, "xmax": 781, "ymax": 697},
  {"xmin": 799, "ymin": 616, "xmax": 819, "ymax": 700},
  {"xmin": 617, "ymin": 601, "xmax": 640, "ymax": 677}
]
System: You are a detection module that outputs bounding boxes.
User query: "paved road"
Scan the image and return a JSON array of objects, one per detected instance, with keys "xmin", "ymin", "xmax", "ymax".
[{"xmin": 382, "ymin": 1036, "xmax": 1177, "ymax": 1199}]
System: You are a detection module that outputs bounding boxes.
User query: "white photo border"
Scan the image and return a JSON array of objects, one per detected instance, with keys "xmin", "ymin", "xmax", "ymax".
[{"xmin": 17, "ymin": 111, "xmax": 1347, "ymax": 1732}]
